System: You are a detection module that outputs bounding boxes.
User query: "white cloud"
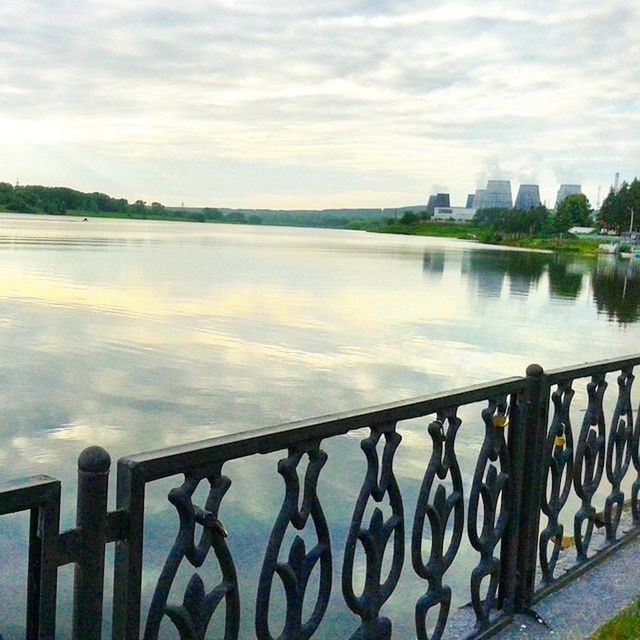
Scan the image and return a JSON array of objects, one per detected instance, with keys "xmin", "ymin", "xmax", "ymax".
[{"xmin": 0, "ymin": 0, "xmax": 638, "ymax": 207}]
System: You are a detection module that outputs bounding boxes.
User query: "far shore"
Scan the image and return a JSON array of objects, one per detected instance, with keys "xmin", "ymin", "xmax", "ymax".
[{"xmin": 0, "ymin": 207, "xmax": 612, "ymax": 256}]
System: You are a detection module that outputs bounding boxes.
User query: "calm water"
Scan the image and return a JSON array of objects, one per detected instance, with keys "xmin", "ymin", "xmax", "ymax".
[{"xmin": 0, "ymin": 214, "xmax": 638, "ymax": 638}]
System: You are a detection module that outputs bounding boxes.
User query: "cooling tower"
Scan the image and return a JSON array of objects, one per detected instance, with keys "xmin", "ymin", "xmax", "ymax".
[
  {"xmin": 473, "ymin": 189, "xmax": 486, "ymax": 210},
  {"xmin": 483, "ymin": 180, "xmax": 512, "ymax": 209},
  {"xmin": 426, "ymin": 193, "xmax": 450, "ymax": 214},
  {"xmin": 514, "ymin": 184, "xmax": 541, "ymax": 210},
  {"xmin": 555, "ymin": 184, "xmax": 581, "ymax": 209}
]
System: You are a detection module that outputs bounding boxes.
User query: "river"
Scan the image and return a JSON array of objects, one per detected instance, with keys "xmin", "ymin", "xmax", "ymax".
[{"xmin": 0, "ymin": 214, "xmax": 638, "ymax": 638}]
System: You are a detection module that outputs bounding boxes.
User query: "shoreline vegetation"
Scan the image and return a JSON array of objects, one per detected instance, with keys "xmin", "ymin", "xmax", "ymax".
[
  {"xmin": 356, "ymin": 220, "xmax": 605, "ymax": 254},
  {"xmin": 1, "ymin": 179, "xmax": 638, "ymax": 256}
]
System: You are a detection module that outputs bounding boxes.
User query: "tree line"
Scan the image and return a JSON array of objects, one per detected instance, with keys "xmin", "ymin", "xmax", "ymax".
[
  {"xmin": 598, "ymin": 178, "xmax": 640, "ymax": 233},
  {"xmin": 0, "ymin": 182, "xmax": 262, "ymax": 225},
  {"xmin": 473, "ymin": 194, "xmax": 593, "ymax": 239},
  {"xmin": 0, "ymin": 182, "xmax": 130, "ymax": 214},
  {"xmin": 395, "ymin": 193, "xmax": 594, "ymax": 238},
  {"xmin": 2, "ymin": 178, "xmax": 637, "ymax": 236},
  {"xmin": 469, "ymin": 180, "xmax": 640, "ymax": 239}
]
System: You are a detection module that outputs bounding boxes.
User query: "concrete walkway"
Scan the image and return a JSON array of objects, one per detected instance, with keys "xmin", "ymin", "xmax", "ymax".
[{"xmin": 494, "ymin": 536, "xmax": 640, "ymax": 639}]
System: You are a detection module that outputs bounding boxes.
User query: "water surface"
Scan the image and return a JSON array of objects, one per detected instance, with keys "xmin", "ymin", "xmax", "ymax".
[{"xmin": 0, "ymin": 214, "xmax": 638, "ymax": 638}]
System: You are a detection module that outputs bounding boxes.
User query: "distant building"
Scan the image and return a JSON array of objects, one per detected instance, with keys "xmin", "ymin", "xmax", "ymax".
[
  {"xmin": 473, "ymin": 188, "xmax": 487, "ymax": 210},
  {"xmin": 434, "ymin": 206, "xmax": 477, "ymax": 222},
  {"xmin": 466, "ymin": 194, "xmax": 475, "ymax": 208},
  {"xmin": 483, "ymin": 180, "xmax": 513, "ymax": 209},
  {"xmin": 555, "ymin": 184, "xmax": 581, "ymax": 209},
  {"xmin": 514, "ymin": 184, "xmax": 541, "ymax": 210},
  {"xmin": 426, "ymin": 193, "xmax": 450, "ymax": 214},
  {"xmin": 473, "ymin": 180, "xmax": 512, "ymax": 210},
  {"xmin": 570, "ymin": 226, "xmax": 596, "ymax": 235}
]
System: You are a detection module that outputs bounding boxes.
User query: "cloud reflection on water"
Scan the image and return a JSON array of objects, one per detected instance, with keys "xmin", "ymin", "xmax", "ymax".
[{"xmin": 0, "ymin": 219, "xmax": 638, "ymax": 637}]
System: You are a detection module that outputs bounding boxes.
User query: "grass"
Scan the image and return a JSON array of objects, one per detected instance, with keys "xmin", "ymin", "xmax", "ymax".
[
  {"xmin": 495, "ymin": 236, "xmax": 602, "ymax": 254},
  {"xmin": 369, "ymin": 221, "xmax": 603, "ymax": 254},
  {"xmin": 371, "ymin": 221, "xmax": 482, "ymax": 240},
  {"xmin": 590, "ymin": 598, "xmax": 640, "ymax": 639}
]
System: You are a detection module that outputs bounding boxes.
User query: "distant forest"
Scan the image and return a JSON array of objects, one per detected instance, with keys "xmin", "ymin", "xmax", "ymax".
[
  {"xmin": 2, "ymin": 178, "xmax": 637, "ymax": 238},
  {"xmin": 0, "ymin": 181, "xmax": 265, "ymax": 224},
  {"xmin": 0, "ymin": 181, "xmax": 423, "ymax": 228}
]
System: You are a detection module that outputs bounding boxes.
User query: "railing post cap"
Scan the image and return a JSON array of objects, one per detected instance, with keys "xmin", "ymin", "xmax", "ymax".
[
  {"xmin": 526, "ymin": 363, "xmax": 544, "ymax": 378},
  {"xmin": 78, "ymin": 446, "xmax": 111, "ymax": 473}
]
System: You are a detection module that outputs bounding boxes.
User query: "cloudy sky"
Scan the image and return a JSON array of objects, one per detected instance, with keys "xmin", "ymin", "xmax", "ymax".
[{"xmin": 1, "ymin": 1, "xmax": 638, "ymax": 209}]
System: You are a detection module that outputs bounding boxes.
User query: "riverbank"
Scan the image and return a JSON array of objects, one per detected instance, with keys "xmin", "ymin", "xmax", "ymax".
[
  {"xmin": 367, "ymin": 220, "xmax": 603, "ymax": 254},
  {"xmin": 0, "ymin": 207, "xmax": 608, "ymax": 255}
]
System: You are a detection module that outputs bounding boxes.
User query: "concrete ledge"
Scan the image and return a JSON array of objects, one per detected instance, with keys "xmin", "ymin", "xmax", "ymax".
[{"xmin": 495, "ymin": 536, "xmax": 640, "ymax": 639}]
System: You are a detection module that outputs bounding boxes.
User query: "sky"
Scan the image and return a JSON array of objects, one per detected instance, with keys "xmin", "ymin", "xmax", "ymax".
[{"xmin": 0, "ymin": 1, "xmax": 638, "ymax": 209}]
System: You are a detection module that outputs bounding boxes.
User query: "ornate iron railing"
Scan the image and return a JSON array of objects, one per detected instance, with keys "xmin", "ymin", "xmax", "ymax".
[{"xmin": 1, "ymin": 355, "xmax": 639, "ymax": 640}]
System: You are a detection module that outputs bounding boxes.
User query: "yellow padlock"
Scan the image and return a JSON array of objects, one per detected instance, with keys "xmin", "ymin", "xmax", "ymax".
[{"xmin": 493, "ymin": 415, "xmax": 509, "ymax": 428}]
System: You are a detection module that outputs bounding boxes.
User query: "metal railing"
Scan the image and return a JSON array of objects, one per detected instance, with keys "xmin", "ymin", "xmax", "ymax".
[{"xmin": 1, "ymin": 355, "xmax": 639, "ymax": 640}]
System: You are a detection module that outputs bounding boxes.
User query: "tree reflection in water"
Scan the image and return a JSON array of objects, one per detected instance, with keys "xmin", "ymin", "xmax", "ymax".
[
  {"xmin": 592, "ymin": 258, "xmax": 640, "ymax": 324},
  {"xmin": 422, "ymin": 248, "xmax": 640, "ymax": 325},
  {"xmin": 548, "ymin": 257, "xmax": 585, "ymax": 300}
]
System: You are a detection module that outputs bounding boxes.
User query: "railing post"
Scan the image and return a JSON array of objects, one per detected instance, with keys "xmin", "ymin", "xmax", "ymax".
[
  {"xmin": 113, "ymin": 460, "xmax": 145, "ymax": 640},
  {"xmin": 515, "ymin": 363, "xmax": 549, "ymax": 610},
  {"xmin": 498, "ymin": 390, "xmax": 525, "ymax": 613},
  {"xmin": 73, "ymin": 446, "xmax": 111, "ymax": 640},
  {"xmin": 26, "ymin": 482, "xmax": 61, "ymax": 640}
]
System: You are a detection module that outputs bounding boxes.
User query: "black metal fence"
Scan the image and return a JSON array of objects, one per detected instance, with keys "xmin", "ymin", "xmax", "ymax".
[{"xmin": 1, "ymin": 355, "xmax": 639, "ymax": 639}]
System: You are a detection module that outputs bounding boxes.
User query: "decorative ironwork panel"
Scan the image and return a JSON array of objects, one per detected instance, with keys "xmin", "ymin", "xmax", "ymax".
[
  {"xmin": 572, "ymin": 375, "xmax": 607, "ymax": 562},
  {"xmin": 633, "ymin": 388, "xmax": 640, "ymax": 524},
  {"xmin": 144, "ymin": 464, "xmax": 239, "ymax": 640},
  {"xmin": 0, "ymin": 476, "xmax": 61, "ymax": 640},
  {"xmin": 411, "ymin": 408, "xmax": 464, "ymax": 640},
  {"xmin": 539, "ymin": 381, "xmax": 574, "ymax": 584},
  {"xmin": 5, "ymin": 357, "xmax": 640, "ymax": 639},
  {"xmin": 255, "ymin": 441, "xmax": 332, "ymax": 640},
  {"xmin": 604, "ymin": 369, "xmax": 635, "ymax": 542},
  {"xmin": 342, "ymin": 422, "xmax": 404, "ymax": 640},
  {"xmin": 468, "ymin": 397, "xmax": 511, "ymax": 629}
]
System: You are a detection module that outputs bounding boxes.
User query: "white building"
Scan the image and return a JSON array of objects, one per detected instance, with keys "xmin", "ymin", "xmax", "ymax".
[{"xmin": 434, "ymin": 206, "xmax": 477, "ymax": 222}]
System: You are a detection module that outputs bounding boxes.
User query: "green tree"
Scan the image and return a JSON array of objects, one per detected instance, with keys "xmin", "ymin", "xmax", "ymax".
[
  {"xmin": 131, "ymin": 200, "xmax": 146, "ymax": 214},
  {"xmin": 473, "ymin": 207, "xmax": 509, "ymax": 228},
  {"xmin": 400, "ymin": 211, "xmax": 418, "ymax": 224},
  {"xmin": 556, "ymin": 194, "xmax": 593, "ymax": 228},
  {"xmin": 202, "ymin": 207, "xmax": 223, "ymax": 221},
  {"xmin": 598, "ymin": 178, "xmax": 640, "ymax": 233},
  {"xmin": 150, "ymin": 202, "xmax": 165, "ymax": 216},
  {"xmin": 226, "ymin": 211, "xmax": 246, "ymax": 224},
  {"xmin": 0, "ymin": 182, "xmax": 14, "ymax": 201},
  {"xmin": 550, "ymin": 207, "xmax": 573, "ymax": 235}
]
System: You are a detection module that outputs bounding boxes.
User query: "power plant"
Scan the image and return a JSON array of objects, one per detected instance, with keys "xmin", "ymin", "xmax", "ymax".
[
  {"xmin": 514, "ymin": 184, "xmax": 541, "ymax": 210},
  {"xmin": 473, "ymin": 180, "xmax": 512, "ymax": 210},
  {"xmin": 426, "ymin": 193, "xmax": 450, "ymax": 214},
  {"xmin": 554, "ymin": 184, "xmax": 582, "ymax": 209},
  {"xmin": 472, "ymin": 188, "xmax": 485, "ymax": 209},
  {"xmin": 426, "ymin": 180, "xmax": 585, "ymax": 216}
]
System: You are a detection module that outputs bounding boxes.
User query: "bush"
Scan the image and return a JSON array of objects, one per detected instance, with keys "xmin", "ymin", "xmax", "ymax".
[
  {"xmin": 478, "ymin": 230, "xmax": 502, "ymax": 244},
  {"xmin": 400, "ymin": 211, "xmax": 418, "ymax": 225}
]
